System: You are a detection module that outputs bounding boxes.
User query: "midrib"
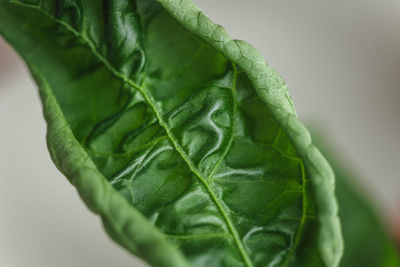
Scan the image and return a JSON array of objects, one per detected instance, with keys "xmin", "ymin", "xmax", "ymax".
[
  {"xmin": 131, "ymin": 80, "xmax": 253, "ymax": 267},
  {"xmin": 14, "ymin": 2, "xmax": 254, "ymax": 266}
]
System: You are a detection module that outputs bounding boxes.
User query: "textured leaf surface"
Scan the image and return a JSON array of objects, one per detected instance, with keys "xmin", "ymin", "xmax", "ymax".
[{"xmin": 0, "ymin": 0, "xmax": 342, "ymax": 266}]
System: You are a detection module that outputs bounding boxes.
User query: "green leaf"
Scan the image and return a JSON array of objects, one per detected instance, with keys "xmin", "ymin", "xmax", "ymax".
[
  {"xmin": 0, "ymin": 0, "xmax": 343, "ymax": 266},
  {"xmin": 337, "ymin": 175, "xmax": 399, "ymax": 267},
  {"xmin": 311, "ymin": 133, "xmax": 400, "ymax": 267}
]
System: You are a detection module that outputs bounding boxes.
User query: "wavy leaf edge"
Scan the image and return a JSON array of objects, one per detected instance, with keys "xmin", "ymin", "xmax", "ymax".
[{"xmin": 157, "ymin": 1, "xmax": 343, "ymax": 266}]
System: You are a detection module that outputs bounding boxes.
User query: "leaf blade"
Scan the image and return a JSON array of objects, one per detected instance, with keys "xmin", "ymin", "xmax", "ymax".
[{"xmin": 0, "ymin": 0, "xmax": 343, "ymax": 266}]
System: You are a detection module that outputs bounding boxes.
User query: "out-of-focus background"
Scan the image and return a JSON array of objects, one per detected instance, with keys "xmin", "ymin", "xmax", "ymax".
[{"xmin": 1, "ymin": 0, "xmax": 399, "ymax": 266}]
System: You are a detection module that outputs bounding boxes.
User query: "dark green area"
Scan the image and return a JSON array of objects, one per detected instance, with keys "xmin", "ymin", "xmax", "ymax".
[{"xmin": 312, "ymin": 132, "xmax": 400, "ymax": 267}]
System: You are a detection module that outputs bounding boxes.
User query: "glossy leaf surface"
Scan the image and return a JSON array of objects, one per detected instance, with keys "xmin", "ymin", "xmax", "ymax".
[{"xmin": 0, "ymin": 0, "xmax": 342, "ymax": 266}]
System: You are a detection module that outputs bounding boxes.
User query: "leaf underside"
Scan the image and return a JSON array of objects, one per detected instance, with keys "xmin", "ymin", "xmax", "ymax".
[{"xmin": 0, "ymin": 0, "xmax": 342, "ymax": 266}]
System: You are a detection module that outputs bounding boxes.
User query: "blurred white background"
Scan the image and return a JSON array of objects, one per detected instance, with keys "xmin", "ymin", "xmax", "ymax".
[{"xmin": 1, "ymin": 0, "xmax": 399, "ymax": 266}]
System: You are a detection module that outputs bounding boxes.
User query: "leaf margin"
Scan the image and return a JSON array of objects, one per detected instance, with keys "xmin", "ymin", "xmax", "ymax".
[
  {"xmin": 28, "ymin": 63, "xmax": 190, "ymax": 267},
  {"xmin": 156, "ymin": 0, "xmax": 343, "ymax": 265}
]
